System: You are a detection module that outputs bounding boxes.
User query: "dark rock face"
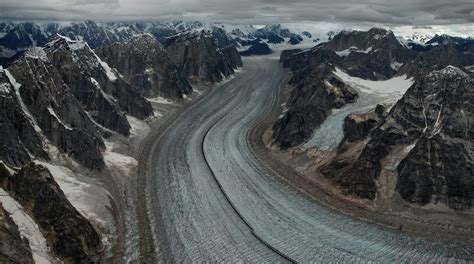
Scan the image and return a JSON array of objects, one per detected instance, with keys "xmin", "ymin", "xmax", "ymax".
[
  {"xmin": 279, "ymin": 49, "xmax": 302, "ymax": 68},
  {"xmin": 0, "ymin": 67, "xmax": 49, "ymax": 168},
  {"xmin": 267, "ymin": 34, "xmax": 285, "ymax": 44},
  {"xmin": 7, "ymin": 49, "xmax": 106, "ymax": 170},
  {"xmin": 288, "ymin": 35, "xmax": 303, "ymax": 45},
  {"xmin": 272, "ymin": 64, "xmax": 357, "ymax": 149},
  {"xmin": 322, "ymin": 66, "xmax": 474, "ymax": 208},
  {"xmin": 210, "ymin": 26, "xmax": 237, "ymax": 48},
  {"xmin": 325, "ymin": 28, "xmax": 403, "ymax": 53},
  {"xmin": 302, "ymin": 31, "xmax": 312, "ymax": 38},
  {"xmin": 237, "ymin": 38, "xmax": 262, "ymax": 47},
  {"xmin": 0, "ymin": 202, "xmax": 34, "ymax": 264},
  {"xmin": 320, "ymin": 108, "xmax": 384, "ymax": 197},
  {"xmin": 343, "ymin": 111, "xmax": 381, "ymax": 143},
  {"xmin": 96, "ymin": 35, "xmax": 192, "ymax": 99},
  {"xmin": 251, "ymin": 24, "xmax": 293, "ymax": 39},
  {"xmin": 395, "ymin": 67, "xmax": 474, "ymax": 209},
  {"xmin": 0, "ymin": 163, "xmax": 102, "ymax": 263},
  {"xmin": 44, "ymin": 35, "xmax": 153, "ymax": 135},
  {"xmin": 220, "ymin": 45, "xmax": 243, "ymax": 69},
  {"xmin": 407, "ymin": 44, "xmax": 474, "ymax": 72},
  {"xmin": 164, "ymin": 31, "xmax": 240, "ymax": 83},
  {"xmin": 240, "ymin": 42, "xmax": 273, "ymax": 56}
]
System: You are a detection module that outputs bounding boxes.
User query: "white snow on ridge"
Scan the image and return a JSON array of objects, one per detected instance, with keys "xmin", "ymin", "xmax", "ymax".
[
  {"xmin": 56, "ymin": 34, "xmax": 87, "ymax": 50},
  {"xmin": 5, "ymin": 69, "xmax": 43, "ymax": 134},
  {"xmin": 25, "ymin": 47, "xmax": 49, "ymax": 62},
  {"xmin": 147, "ymin": 96, "xmax": 174, "ymax": 104},
  {"xmin": 334, "ymin": 67, "xmax": 414, "ymax": 96},
  {"xmin": 95, "ymin": 54, "xmax": 118, "ymax": 81},
  {"xmin": 0, "ymin": 188, "xmax": 53, "ymax": 264},
  {"xmin": 335, "ymin": 46, "xmax": 372, "ymax": 57}
]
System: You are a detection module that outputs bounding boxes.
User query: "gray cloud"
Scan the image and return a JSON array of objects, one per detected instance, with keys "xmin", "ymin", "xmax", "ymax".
[{"xmin": 0, "ymin": 0, "xmax": 474, "ymax": 25}]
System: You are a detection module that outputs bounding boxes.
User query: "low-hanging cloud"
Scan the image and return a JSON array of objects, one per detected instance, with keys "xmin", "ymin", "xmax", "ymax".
[{"xmin": 0, "ymin": 0, "xmax": 473, "ymax": 25}]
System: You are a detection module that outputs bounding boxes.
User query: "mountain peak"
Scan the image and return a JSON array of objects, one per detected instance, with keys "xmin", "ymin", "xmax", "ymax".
[{"xmin": 45, "ymin": 34, "xmax": 89, "ymax": 52}]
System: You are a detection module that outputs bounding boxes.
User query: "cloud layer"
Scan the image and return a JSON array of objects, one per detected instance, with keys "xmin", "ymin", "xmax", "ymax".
[{"xmin": 1, "ymin": 0, "xmax": 473, "ymax": 25}]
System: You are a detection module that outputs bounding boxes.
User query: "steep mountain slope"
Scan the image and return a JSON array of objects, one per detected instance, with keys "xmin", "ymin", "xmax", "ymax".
[
  {"xmin": 2, "ymin": 55, "xmax": 105, "ymax": 170},
  {"xmin": 273, "ymin": 28, "xmax": 408, "ymax": 149},
  {"xmin": 96, "ymin": 35, "xmax": 192, "ymax": 99},
  {"xmin": 44, "ymin": 35, "xmax": 154, "ymax": 136},
  {"xmin": 1, "ymin": 163, "xmax": 102, "ymax": 262},
  {"xmin": 0, "ymin": 202, "xmax": 34, "ymax": 263},
  {"xmin": 164, "ymin": 31, "xmax": 240, "ymax": 83},
  {"xmin": 272, "ymin": 63, "xmax": 357, "ymax": 148}
]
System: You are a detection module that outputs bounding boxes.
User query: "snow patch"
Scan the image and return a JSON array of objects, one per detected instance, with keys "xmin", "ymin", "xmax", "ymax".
[
  {"xmin": 0, "ymin": 188, "xmax": 53, "ymax": 264},
  {"xmin": 390, "ymin": 62, "xmax": 404, "ymax": 71},
  {"xmin": 95, "ymin": 55, "xmax": 118, "ymax": 81},
  {"xmin": 334, "ymin": 67, "xmax": 414, "ymax": 97},
  {"xmin": 147, "ymin": 96, "xmax": 174, "ymax": 105},
  {"xmin": 47, "ymin": 106, "xmax": 72, "ymax": 130},
  {"xmin": 90, "ymin": 77, "xmax": 100, "ymax": 88},
  {"xmin": 335, "ymin": 46, "xmax": 372, "ymax": 57}
]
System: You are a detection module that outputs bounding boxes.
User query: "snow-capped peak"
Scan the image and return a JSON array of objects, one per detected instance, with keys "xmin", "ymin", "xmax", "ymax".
[{"xmin": 47, "ymin": 34, "xmax": 88, "ymax": 51}]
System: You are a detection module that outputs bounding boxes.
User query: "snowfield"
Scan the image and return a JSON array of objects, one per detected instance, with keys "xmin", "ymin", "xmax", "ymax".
[{"xmin": 334, "ymin": 67, "xmax": 414, "ymax": 96}]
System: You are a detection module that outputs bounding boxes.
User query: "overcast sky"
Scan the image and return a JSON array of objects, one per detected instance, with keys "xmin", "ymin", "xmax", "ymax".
[{"xmin": 1, "ymin": 0, "xmax": 474, "ymax": 26}]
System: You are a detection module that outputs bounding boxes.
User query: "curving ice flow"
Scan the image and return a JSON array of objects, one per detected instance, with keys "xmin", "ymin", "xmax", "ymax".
[{"xmin": 144, "ymin": 54, "xmax": 474, "ymax": 262}]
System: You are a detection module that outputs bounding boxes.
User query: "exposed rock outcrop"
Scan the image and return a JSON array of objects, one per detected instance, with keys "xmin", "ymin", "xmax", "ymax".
[
  {"xmin": 220, "ymin": 45, "xmax": 243, "ymax": 69},
  {"xmin": 279, "ymin": 49, "xmax": 302, "ymax": 68},
  {"xmin": 288, "ymin": 35, "xmax": 303, "ymax": 45},
  {"xmin": 96, "ymin": 35, "xmax": 192, "ymax": 99},
  {"xmin": 6, "ymin": 47, "xmax": 106, "ymax": 170},
  {"xmin": 44, "ymin": 35, "xmax": 153, "ymax": 136},
  {"xmin": 164, "ymin": 31, "xmax": 240, "ymax": 83},
  {"xmin": 272, "ymin": 64, "xmax": 357, "ymax": 149},
  {"xmin": 0, "ymin": 163, "xmax": 102, "ymax": 263},
  {"xmin": 240, "ymin": 42, "xmax": 273, "ymax": 56},
  {"xmin": 0, "ymin": 66, "xmax": 48, "ymax": 168}
]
